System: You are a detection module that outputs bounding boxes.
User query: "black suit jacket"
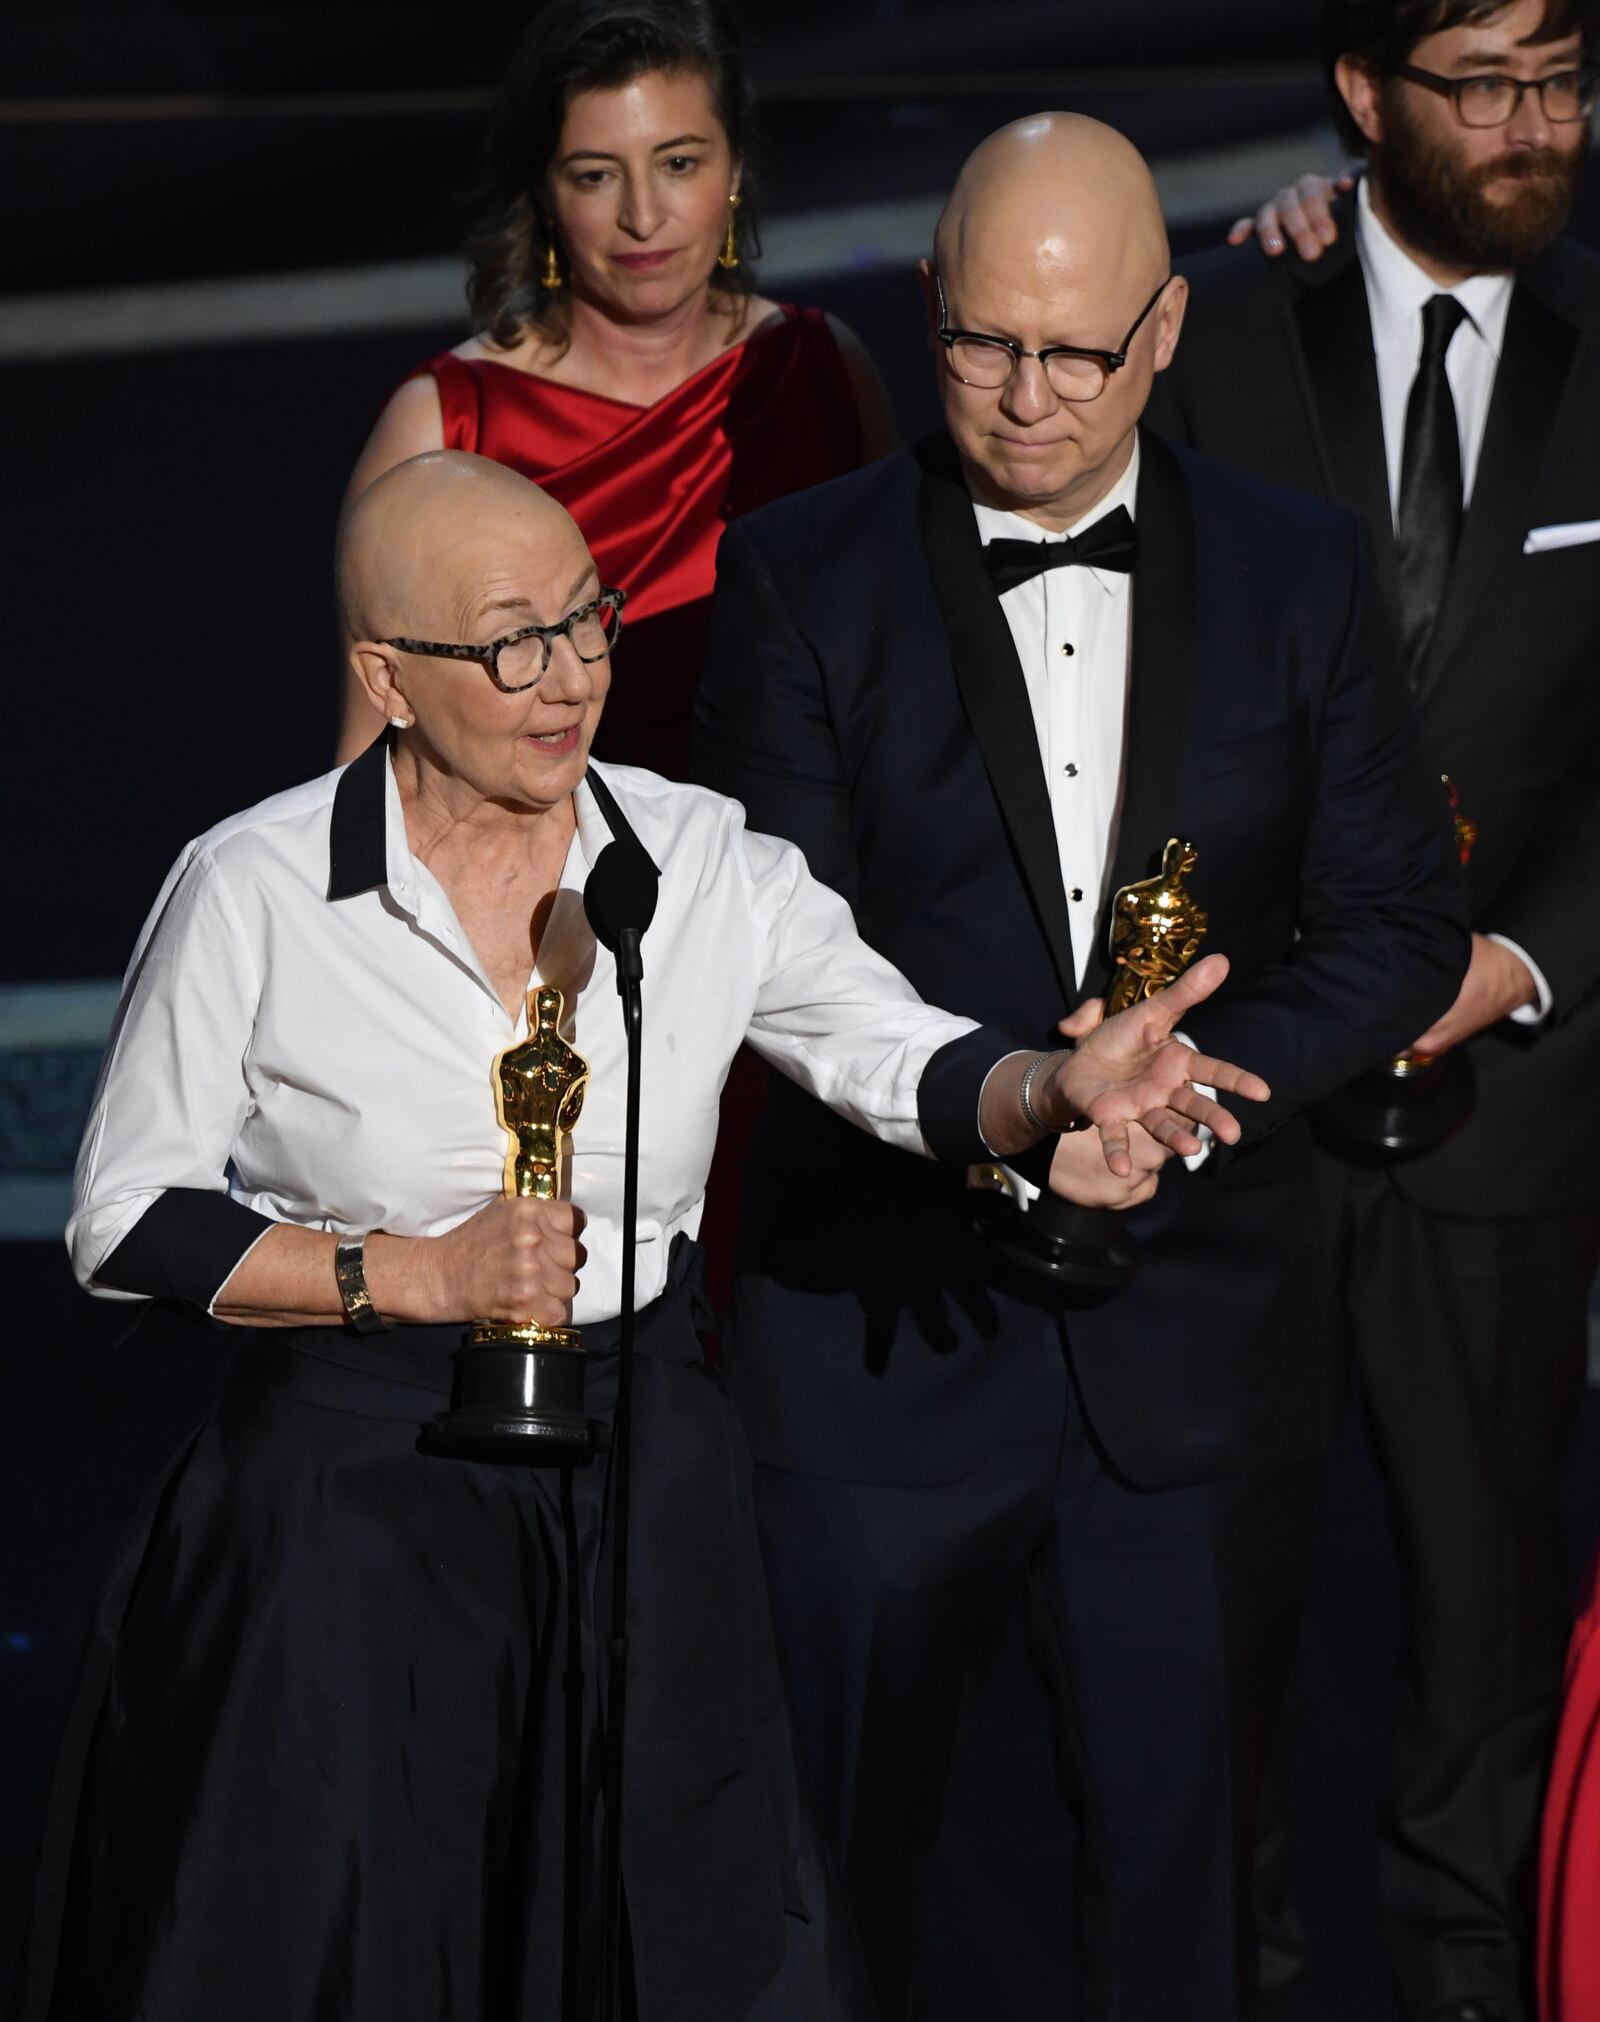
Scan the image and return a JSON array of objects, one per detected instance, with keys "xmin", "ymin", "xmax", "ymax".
[
  {"xmin": 1148, "ymin": 210, "xmax": 1600, "ymax": 1217},
  {"xmin": 692, "ymin": 427, "xmax": 1466, "ymax": 1490}
]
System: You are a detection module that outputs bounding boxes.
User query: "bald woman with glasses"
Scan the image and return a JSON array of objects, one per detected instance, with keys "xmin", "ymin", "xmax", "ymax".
[{"xmin": 17, "ymin": 451, "xmax": 1262, "ymax": 2022}]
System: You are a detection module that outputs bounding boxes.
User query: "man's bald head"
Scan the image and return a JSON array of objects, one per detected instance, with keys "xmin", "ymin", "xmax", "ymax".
[
  {"xmin": 338, "ymin": 451, "xmax": 589, "ymax": 645},
  {"xmin": 935, "ymin": 112, "xmax": 1168, "ymax": 309},
  {"xmin": 926, "ymin": 113, "xmax": 1184, "ymax": 528}
]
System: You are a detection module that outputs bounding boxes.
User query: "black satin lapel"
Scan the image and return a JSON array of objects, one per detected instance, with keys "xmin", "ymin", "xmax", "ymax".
[
  {"xmin": 1290, "ymin": 251, "xmax": 1401, "ymax": 616},
  {"xmin": 1416, "ymin": 276, "xmax": 1580, "ymax": 698},
  {"xmin": 1084, "ymin": 431, "xmax": 1196, "ymax": 1002},
  {"xmin": 916, "ymin": 433, "xmax": 1078, "ymax": 1002}
]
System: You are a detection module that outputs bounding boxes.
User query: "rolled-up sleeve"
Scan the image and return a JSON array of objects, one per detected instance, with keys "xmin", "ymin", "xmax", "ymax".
[
  {"xmin": 68, "ymin": 844, "xmax": 274, "ymax": 1308},
  {"xmin": 733, "ymin": 813, "xmax": 1018, "ymax": 1159}
]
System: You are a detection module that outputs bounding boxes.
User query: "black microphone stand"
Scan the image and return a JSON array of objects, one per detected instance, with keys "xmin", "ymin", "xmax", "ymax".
[
  {"xmin": 580, "ymin": 779, "xmax": 660, "ymax": 2021},
  {"xmin": 598, "ymin": 919, "xmax": 643, "ymax": 2022}
]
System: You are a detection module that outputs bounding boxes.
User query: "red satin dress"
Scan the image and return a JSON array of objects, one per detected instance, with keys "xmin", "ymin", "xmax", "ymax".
[
  {"xmin": 421, "ymin": 303, "xmax": 864, "ymax": 780},
  {"xmin": 419, "ymin": 305, "xmax": 865, "ymax": 1315},
  {"xmin": 1539, "ymin": 1555, "xmax": 1600, "ymax": 2020}
]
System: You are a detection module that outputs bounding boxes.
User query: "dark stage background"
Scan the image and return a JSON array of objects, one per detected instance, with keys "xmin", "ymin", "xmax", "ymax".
[{"xmin": 3, "ymin": 4, "xmax": 1598, "ymax": 2013}]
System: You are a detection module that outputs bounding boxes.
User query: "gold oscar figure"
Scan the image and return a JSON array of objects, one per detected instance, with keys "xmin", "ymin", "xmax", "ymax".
[
  {"xmin": 1316, "ymin": 776, "xmax": 1478, "ymax": 1157},
  {"xmin": 976, "ymin": 837, "xmax": 1208, "ymax": 1291},
  {"xmin": 1105, "ymin": 837, "xmax": 1210, "ymax": 1015},
  {"xmin": 472, "ymin": 984, "xmax": 590, "ymax": 1350},
  {"xmin": 426, "ymin": 984, "xmax": 597, "ymax": 1463}
]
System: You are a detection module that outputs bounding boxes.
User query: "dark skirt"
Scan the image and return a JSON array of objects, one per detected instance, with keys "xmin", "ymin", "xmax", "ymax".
[{"xmin": 14, "ymin": 1239, "xmax": 864, "ymax": 2022}]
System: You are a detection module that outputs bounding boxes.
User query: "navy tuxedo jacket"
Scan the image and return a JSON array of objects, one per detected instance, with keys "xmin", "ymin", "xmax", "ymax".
[
  {"xmin": 1149, "ymin": 220, "xmax": 1600, "ymax": 1217},
  {"xmin": 692, "ymin": 427, "xmax": 1467, "ymax": 1489}
]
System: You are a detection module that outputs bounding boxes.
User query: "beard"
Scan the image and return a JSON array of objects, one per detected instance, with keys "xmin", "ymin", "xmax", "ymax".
[{"xmin": 1375, "ymin": 84, "xmax": 1582, "ymax": 269}]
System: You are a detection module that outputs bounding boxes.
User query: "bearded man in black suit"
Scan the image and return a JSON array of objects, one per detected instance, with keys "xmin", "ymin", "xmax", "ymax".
[
  {"xmin": 1145, "ymin": 5, "xmax": 1600, "ymax": 2019},
  {"xmin": 693, "ymin": 113, "xmax": 1469, "ymax": 2021}
]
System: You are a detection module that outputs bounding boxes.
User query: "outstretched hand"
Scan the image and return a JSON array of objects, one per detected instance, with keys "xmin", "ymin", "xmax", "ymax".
[
  {"xmin": 1226, "ymin": 166, "xmax": 1357, "ymax": 261},
  {"xmin": 1036, "ymin": 954, "xmax": 1270, "ymax": 1176}
]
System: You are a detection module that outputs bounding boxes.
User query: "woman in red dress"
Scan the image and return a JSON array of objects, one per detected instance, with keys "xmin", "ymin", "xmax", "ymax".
[
  {"xmin": 339, "ymin": 0, "xmax": 890, "ymax": 780},
  {"xmin": 341, "ymin": 0, "xmax": 888, "ymax": 1304}
]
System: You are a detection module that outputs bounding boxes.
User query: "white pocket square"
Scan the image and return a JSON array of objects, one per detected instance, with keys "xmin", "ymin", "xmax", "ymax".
[{"xmin": 1523, "ymin": 520, "xmax": 1600, "ymax": 554}]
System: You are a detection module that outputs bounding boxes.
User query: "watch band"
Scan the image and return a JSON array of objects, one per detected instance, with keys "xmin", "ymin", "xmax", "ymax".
[{"xmin": 334, "ymin": 1232, "xmax": 387, "ymax": 1335}]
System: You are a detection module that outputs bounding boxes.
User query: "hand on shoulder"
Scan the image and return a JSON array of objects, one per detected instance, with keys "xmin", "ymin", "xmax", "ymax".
[{"xmin": 1225, "ymin": 166, "xmax": 1359, "ymax": 263}]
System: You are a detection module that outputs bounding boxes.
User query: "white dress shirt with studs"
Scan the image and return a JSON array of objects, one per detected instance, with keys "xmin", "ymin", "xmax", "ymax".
[
  {"xmin": 971, "ymin": 438, "xmax": 1140, "ymax": 993},
  {"xmin": 970, "ymin": 440, "xmax": 1210, "ymax": 1177}
]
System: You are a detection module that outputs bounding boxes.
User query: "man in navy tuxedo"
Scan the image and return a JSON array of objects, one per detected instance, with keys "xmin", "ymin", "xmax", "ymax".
[{"xmin": 692, "ymin": 114, "xmax": 1468, "ymax": 2021}]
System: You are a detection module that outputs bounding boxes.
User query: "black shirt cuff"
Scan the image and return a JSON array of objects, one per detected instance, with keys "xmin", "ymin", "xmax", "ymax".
[
  {"xmin": 96, "ymin": 1188, "xmax": 276, "ymax": 1309},
  {"xmin": 917, "ymin": 1023, "xmax": 1028, "ymax": 1167}
]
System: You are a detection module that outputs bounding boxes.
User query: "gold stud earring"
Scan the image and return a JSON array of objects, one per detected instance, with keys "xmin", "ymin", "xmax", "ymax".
[
  {"xmin": 542, "ymin": 237, "xmax": 563, "ymax": 290},
  {"xmin": 717, "ymin": 192, "xmax": 741, "ymax": 272}
]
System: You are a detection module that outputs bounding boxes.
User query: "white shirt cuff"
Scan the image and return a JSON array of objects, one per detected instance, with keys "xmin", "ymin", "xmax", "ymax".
[
  {"xmin": 1486, "ymin": 934, "xmax": 1553, "ymax": 1026},
  {"xmin": 975, "ymin": 1049, "xmax": 1033, "ymax": 1161},
  {"xmin": 1174, "ymin": 1030, "xmax": 1214, "ymax": 1171},
  {"xmin": 973, "ymin": 1048, "xmax": 1048, "ymax": 1205}
]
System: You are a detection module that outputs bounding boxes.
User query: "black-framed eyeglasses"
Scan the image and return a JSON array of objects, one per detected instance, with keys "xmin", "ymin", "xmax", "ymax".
[
  {"xmin": 934, "ymin": 272, "xmax": 1171, "ymax": 401},
  {"xmin": 1394, "ymin": 61, "xmax": 1598, "ymax": 127},
  {"xmin": 384, "ymin": 586, "xmax": 626, "ymax": 695}
]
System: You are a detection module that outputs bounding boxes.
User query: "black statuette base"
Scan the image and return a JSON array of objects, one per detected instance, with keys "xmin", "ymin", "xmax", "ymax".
[
  {"xmin": 425, "ymin": 1337, "xmax": 595, "ymax": 1466},
  {"xmin": 973, "ymin": 1193, "xmax": 1139, "ymax": 1291},
  {"xmin": 1313, "ymin": 1049, "xmax": 1476, "ymax": 1162}
]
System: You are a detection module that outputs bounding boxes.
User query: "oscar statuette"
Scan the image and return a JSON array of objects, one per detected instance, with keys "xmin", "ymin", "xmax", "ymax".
[
  {"xmin": 1314, "ymin": 777, "xmax": 1478, "ymax": 1158},
  {"xmin": 974, "ymin": 838, "xmax": 1209, "ymax": 1290},
  {"xmin": 425, "ymin": 984, "xmax": 596, "ymax": 1464}
]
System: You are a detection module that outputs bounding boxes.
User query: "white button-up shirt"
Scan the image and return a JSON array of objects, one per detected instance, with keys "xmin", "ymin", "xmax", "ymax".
[
  {"xmin": 968, "ymin": 442, "xmax": 1209, "ymax": 1178},
  {"xmin": 1356, "ymin": 176, "xmax": 1549, "ymax": 1022},
  {"xmin": 69, "ymin": 748, "xmax": 984, "ymax": 1322},
  {"xmin": 971, "ymin": 441, "xmax": 1138, "ymax": 991}
]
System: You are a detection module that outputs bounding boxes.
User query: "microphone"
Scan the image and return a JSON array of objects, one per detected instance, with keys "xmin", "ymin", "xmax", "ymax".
[{"xmin": 584, "ymin": 840, "xmax": 659, "ymax": 990}]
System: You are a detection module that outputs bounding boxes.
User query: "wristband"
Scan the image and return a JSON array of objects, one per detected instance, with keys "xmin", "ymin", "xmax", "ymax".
[{"xmin": 334, "ymin": 1232, "xmax": 388, "ymax": 1335}]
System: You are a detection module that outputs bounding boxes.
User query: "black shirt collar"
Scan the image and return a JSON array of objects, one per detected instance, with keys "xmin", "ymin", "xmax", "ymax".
[
  {"xmin": 326, "ymin": 736, "xmax": 657, "ymax": 905},
  {"xmin": 326, "ymin": 729, "xmax": 392, "ymax": 901}
]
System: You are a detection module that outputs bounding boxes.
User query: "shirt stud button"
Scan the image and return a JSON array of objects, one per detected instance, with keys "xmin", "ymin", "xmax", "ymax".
[
  {"xmin": 1070, "ymin": 887, "xmax": 1084, "ymax": 901},
  {"xmin": 1064, "ymin": 762, "xmax": 1079, "ymax": 777},
  {"xmin": 1061, "ymin": 642, "xmax": 1076, "ymax": 656}
]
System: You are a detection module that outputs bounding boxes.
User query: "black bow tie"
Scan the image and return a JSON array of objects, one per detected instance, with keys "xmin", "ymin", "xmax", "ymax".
[{"xmin": 982, "ymin": 505, "xmax": 1138, "ymax": 594}]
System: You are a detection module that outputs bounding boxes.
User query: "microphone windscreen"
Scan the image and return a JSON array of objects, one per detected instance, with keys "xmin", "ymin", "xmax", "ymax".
[{"xmin": 584, "ymin": 840, "xmax": 659, "ymax": 950}]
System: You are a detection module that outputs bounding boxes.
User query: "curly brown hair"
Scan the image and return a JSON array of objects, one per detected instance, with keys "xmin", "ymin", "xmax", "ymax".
[{"xmin": 466, "ymin": 0, "xmax": 761, "ymax": 351}]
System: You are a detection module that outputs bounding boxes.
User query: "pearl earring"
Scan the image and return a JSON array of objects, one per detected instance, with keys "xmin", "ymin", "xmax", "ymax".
[{"xmin": 389, "ymin": 715, "xmax": 412, "ymax": 729}]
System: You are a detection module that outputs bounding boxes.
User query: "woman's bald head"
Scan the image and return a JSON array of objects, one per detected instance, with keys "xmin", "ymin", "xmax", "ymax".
[
  {"xmin": 338, "ymin": 451, "xmax": 588, "ymax": 644},
  {"xmin": 339, "ymin": 451, "xmax": 610, "ymax": 817}
]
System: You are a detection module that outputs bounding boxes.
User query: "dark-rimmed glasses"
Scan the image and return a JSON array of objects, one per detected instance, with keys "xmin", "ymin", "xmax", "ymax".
[
  {"xmin": 935, "ymin": 272, "xmax": 1171, "ymax": 401},
  {"xmin": 1394, "ymin": 62, "xmax": 1598, "ymax": 127},
  {"xmin": 385, "ymin": 586, "xmax": 627, "ymax": 695}
]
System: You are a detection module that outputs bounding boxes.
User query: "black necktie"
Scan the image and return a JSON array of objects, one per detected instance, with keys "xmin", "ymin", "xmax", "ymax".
[
  {"xmin": 983, "ymin": 504, "xmax": 1138, "ymax": 594},
  {"xmin": 1395, "ymin": 294, "xmax": 1468, "ymax": 672}
]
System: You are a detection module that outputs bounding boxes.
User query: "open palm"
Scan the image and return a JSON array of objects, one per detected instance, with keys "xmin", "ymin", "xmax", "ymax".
[{"xmin": 1047, "ymin": 955, "xmax": 1271, "ymax": 1175}]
